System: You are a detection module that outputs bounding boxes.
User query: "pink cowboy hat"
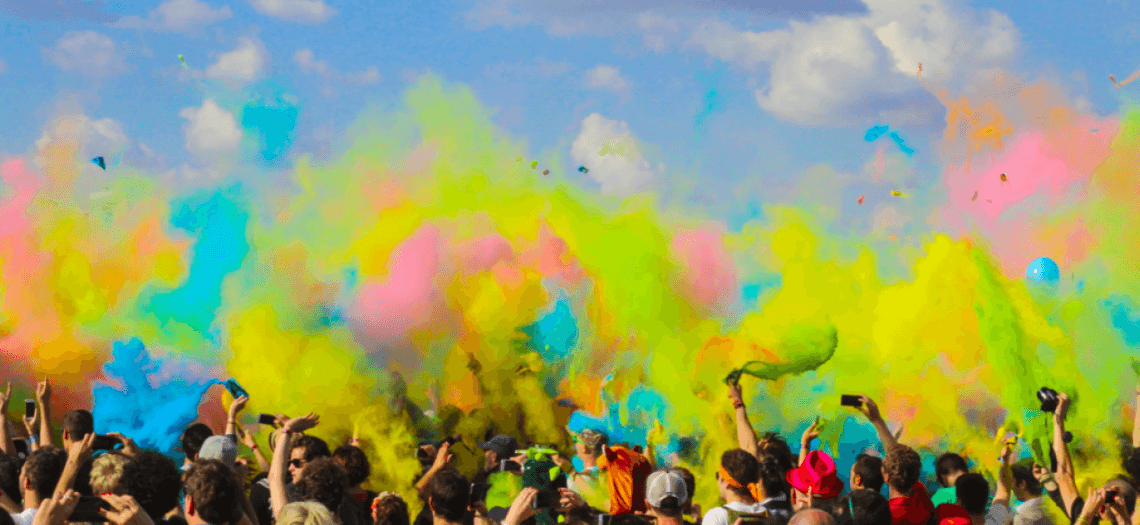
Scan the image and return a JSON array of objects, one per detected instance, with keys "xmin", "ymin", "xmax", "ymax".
[{"xmin": 786, "ymin": 450, "xmax": 844, "ymax": 499}]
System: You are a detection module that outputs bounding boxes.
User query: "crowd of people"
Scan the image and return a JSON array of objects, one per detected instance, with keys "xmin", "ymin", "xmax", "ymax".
[{"xmin": 1, "ymin": 376, "xmax": 1138, "ymax": 525}]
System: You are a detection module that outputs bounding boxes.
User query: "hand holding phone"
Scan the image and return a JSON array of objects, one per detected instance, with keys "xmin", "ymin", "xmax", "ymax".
[
  {"xmin": 257, "ymin": 413, "xmax": 276, "ymax": 425},
  {"xmin": 531, "ymin": 490, "xmax": 561, "ymax": 510},
  {"xmin": 469, "ymin": 483, "xmax": 491, "ymax": 506},
  {"xmin": 840, "ymin": 395, "xmax": 863, "ymax": 408},
  {"xmin": 24, "ymin": 399, "xmax": 35, "ymax": 419}
]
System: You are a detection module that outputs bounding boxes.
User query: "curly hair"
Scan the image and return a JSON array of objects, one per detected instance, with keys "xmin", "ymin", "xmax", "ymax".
[
  {"xmin": 293, "ymin": 457, "xmax": 348, "ymax": 515},
  {"xmin": 24, "ymin": 448, "xmax": 67, "ymax": 500},
  {"xmin": 428, "ymin": 468, "xmax": 470, "ymax": 522},
  {"xmin": 185, "ymin": 459, "xmax": 243, "ymax": 525},
  {"xmin": 90, "ymin": 452, "xmax": 130, "ymax": 495},
  {"xmin": 374, "ymin": 494, "xmax": 410, "ymax": 525},
  {"xmin": 278, "ymin": 501, "xmax": 335, "ymax": 525},
  {"xmin": 721, "ymin": 449, "xmax": 760, "ymax": 498},
  {"xmin": 293, "ymin": 435, "xmax": 332, "ymax": 462},
  {"xmin": 757, "ymin": 454, "xmax": 788, "ymax": 498},
  {"xmin": 882, "ymin": 445, "xmax": 922, "ymax": 493},
  {"xmin": 758, "ymin": 433, "xmax": 795, "ymax": 474},
  {"xmin": 0, "ymin": 455, "xmax": 24, "ymax": 503},
  {"xmin": 333, "ymin": 445, "xmax": 371, "ymax": 487},
  {"xmin": 122, "ymin": 450, "xmax": 183, "ymax": 520},
  {"xmin": 182, "ymin": 423, "xmax": 214, "ymax": 461}
]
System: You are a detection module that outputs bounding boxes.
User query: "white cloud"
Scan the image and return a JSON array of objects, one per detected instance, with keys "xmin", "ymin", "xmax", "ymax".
[
  {"xmin": 583, "ymin": 65, "xmax": 628, "ymax": 93},
  {"xmin": 250, "ymin": 0, "xmax": 335, "ymax": 23},
  {"xmin": 179, "ymin": 99, "xmax": 242, "ymax": 162},
  {"xmin": 48, "ymin": 31, "xmax": 128, "ymax": 77},
  {"xmin": 34, "ymin": 113, "xmax": 130, "ymax": 170},
  {"xmin": 116, "ymin": 0, "xmax": 232, "ymax": 32},
  {"xmin": 684, "ymin": 0, "xmax": 1019, "ymax": 126},
  {"xmin": 205, "ymin": 37, "xmax": 268, "ymax": 85},
  {"xmin": 571, "ymin": 113, "xmax": 661, "ymax": 196}
]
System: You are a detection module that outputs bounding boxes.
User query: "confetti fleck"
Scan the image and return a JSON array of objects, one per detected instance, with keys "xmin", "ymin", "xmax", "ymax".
[
  {"xmin": 890, "ymin": 190, "xmax": 908, "ymax": 198},
  {"xmin": 857, "ymin": 195, "xmax": 864, "ymax": 205},
  {"xmin": 986, "ymin": 199, "xmax": 993, "ymax": 203},
  {"xmin": 578, "ymin": 166, "xmax": 589, "ymax": 174},
  {"xmin": 178, "ymin": 55, "xmax": 188, "ymax": 70},
  {"xmin": 1000, "ymin": 173, "xmax": 1008, "ymax": 182},
  {"xmin": 531, "ymin": 161, "xmax": 538, "ymax": 169},
  {"xmin": 542, "ymin": 169, "xmax": 549, "ymax": 176},
  {"xmin": 92, "ymin": 157, "xmax": 106, "ymax": 170},
  {"xmin": 972, "ymin": 191, "xmax": 978, "ymax": 202}
]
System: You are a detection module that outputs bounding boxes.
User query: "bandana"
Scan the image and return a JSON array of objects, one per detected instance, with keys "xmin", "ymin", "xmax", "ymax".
[{"xmin": 719, "ymin": 465, "xmax": 764, "ymax": 503}]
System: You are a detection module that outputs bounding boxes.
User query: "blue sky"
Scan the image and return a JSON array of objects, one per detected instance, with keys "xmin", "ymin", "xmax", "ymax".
[{"xmin": 1, "ymin": 0, "xmax": 1138, "ymax": 211}]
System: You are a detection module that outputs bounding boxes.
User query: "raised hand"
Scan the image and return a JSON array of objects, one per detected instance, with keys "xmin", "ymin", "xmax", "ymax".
[
  {"xmin": 33, "ymin": 489, "xmax": 81, "ymax": 525},
  {"xmin": 802, "ymin": 419, "xmax": 822, "ymax": 445},
  {"xmin": 35, "ymin": 379, "xmax": 51, "ymax": 404},
  {"xmin": 728, "ymin": 381, "xmax": 743, "ymax": 404},
  {"xmin": 0, "ymin": 382, "xmax": 11, "ymax": 410},
  {"xmin": 69, "ymin": 432, "xmax": 97, "ymax": 461},
  {"xmin": 503, "ymin": 488, "xmax": 538, "ymax": 525},
  {"xmin": 106, "ymin": 432, "xmax": 139, "ymax": 457},
  {"xmin": 284, "ymin": 413, "xmax": 320, "ymax": 433},
  {"xmin": 856, "ymin": 395, "xmax": 882, "ymax": 422},
  {"xmin": 101, "ymin": 494, "xmax": 156, "ymax": 525},
  {"xmin": 1056, "ymin": 391, "xmax": 1072, "ymax": 420},
  {"xmin": 431, "ymin": 442, "xmax": 455, "ymax": 472},
  {"xmin": 229, "ymin": 395, "xmax": 249, "ymax": 417}
]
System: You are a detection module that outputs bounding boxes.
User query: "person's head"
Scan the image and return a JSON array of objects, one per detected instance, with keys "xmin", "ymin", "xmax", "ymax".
[
  {"xmin": 182, "ymin": 423, "xmax": 214, "ymax": 462},
  {"xmin": 123, "ymin": 450, "xmax": 183, "ymax": 520},
  {"xmin": 293, "ymin": 457, "xmax": 348, "ymax": 516},
  {"xmin": 758, "ymin": 433, "xmax": 795, "ymax": 475},
  {"xmin": 427, "ymin": 468, "xmax": 470, "ymax": 524},
  {"xmin": 758, "ymin": 454, "xmax": 788, "ymax": 500},
  {"xmin": 1010, "ymin": 460, "xmax": 1042, "ymax": 502},
  {"xmin": 277, "ymin": 502, "xmax": 335, "ymax": 525},
  {"xmin": 786, "ymin": 451, "xmax": 843, "ymax": 511},
  {"xmin": 936, "ymin": 454, "xmax": 969, "ymax": 489},
  {"xmin": 20, "ymin": 448, "xmax": 67, "ymax": 503},
  {"xmin": 478, "ymin": 435, "xmax": 519, "ymax": 468},
  {"xmin": 183, "ymin": 459, "xmax": 242, "ymax": 525},
  {"xmin": 789, "ymin": 508, "xmax": 837, "ymax": 525},
  {"xmin": 645, "ymin": 470, "xmax": 689, "ymax": 518},
  {"xmin": 1100, "ymin": 479, "xmax": 1138, "ymax": 523},
  {"xmin": 881, "ymin": 445, "xmax": 921, "ymax": 494},
  {"xmin": 575, "ymin": 430, "xmax": 608, "ymax": 462},
  {"xmin": 834, "ymin": 490, "xmax": 890, "ymax": 525},
  {"xmin": 850, "ymin": 455, "xmax": 883, "ymax": 493},
  {"xmin": 333, "ymin": 445, "xmax": 371, "ymax": 487},
  {"xmin": 374, "ymin": 494, "xmax": 410, "ymax": 525},
  {"xmin": 671, "ymin": 467, "xmax": 696, "ymax": 514},
  {"xmin": 197, "ymin": 436, "xmax": 238, "ymax": 466},
  {"xmin": 61, "ymin": 409, "xmax": 95, "ymax": 446},
  {"xmin": 90, "ymin": 452, "xmax": 130, "ymax": 495},
  {"xmin": 718, "ymin": 449, "xmax": 760, "ymax": 501},
  {"xmin": 954, "ymin": 473, "xmax": 989, "ymax": 516},
  {"xmin": 0, "ymin": 455, "xmax": 24, "ymax": 506},
  {"xmin": 290, "ymin": 435, "xmax": 332, "ymax": 483}
]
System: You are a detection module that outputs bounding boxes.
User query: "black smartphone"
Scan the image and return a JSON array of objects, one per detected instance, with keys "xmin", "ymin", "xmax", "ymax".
[
  {"xmin": 597, "ymin": 514, "xmax": 613, "ymax": 525},
  {"xmin": 840, "ymin": 395, "xmax": 863, "ymax": 407},
  {"xmin": 92, "ymin": 435, "xmax": 119, "ymax": 451},
  {"xmin": 469, "ymin": 483, "xmax": 491, "ymax": 505},
  {"xmin": 257, "ymin": 414, "xmax": 276, "ymax": 425},
  {"xmin": 69, "ymin": 496, "xmax": 111, "ymax": 522},
  {"xmin": 24, "ymin": 399, "xmax": 35, "ymax": 419},
  {"xmin": 531, "ymin": 490, "xmax": 561, "ymax": 510}
]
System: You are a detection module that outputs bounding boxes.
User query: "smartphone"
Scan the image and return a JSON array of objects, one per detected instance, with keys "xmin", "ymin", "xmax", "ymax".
[
  {"xmin": 597, "ymin": 515, "xmax": 612, "ymax": 525},
  {"xmin": 92, "ymin": 435, "xmax": 119, "ymax": 451},
  {"xmin": 840, "ymin": 395, "xmax": 863, "ymax": 407},
  {"xmin": 257, "ymin": 414, "xmax": 276, "ymax": 425},
  {"xmin": 469, "ymin": 483, "xmax": 491, "ymax": 505},
  {"xmin": 69, "ymin": 496, "xmax": 111, "ymax": 522},
  {"xmin": 531, "ymin": 490, "xmax": 561, "ymax": 510},
  {"xmin": 24, "ymin": 399, "xmax": 35, "ymax": 419},
  {"xmin": 225, "ymin": 379, "xmax": 249, "ymax": 399}
]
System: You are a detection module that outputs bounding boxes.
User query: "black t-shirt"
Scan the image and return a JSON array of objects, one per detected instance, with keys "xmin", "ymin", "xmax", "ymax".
[{"xmin": 249, "ymin": 480, "xmax": 273, "ymax": 525}]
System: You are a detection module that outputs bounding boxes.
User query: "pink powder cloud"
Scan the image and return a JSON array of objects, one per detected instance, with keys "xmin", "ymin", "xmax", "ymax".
[
  {"xmin": 672, "ymin": 225, "xmax": 737, "ymax": 314},
  {"xmin": 350, "ymin": 225, "xmax": 446, "ymax": 338}
]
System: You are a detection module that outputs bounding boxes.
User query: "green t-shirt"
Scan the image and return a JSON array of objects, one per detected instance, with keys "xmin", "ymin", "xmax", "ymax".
[{"xmin": 932, "ymin": 486, "xmax": 957, "ymax": 507}]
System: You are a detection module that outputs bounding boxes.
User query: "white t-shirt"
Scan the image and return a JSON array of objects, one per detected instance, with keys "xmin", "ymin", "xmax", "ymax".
[
  {"xmin": 10, "ymin": 508, "xmax": 37, "ymax": 525},
  {"xmin": 703, "ymin": 501, "xmax": 768, "ymax": 525},
  {"xmin": 987, "ymin": 504, "xmax": 1013, "ymax": 525}
]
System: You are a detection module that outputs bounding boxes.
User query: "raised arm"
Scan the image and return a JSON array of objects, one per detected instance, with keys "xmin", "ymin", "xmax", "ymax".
[
  {"xmin": 856, "ymin": 395, "xmax": 898, "ymax": 451},
  {"xmin": 992, "ymin": 444, "xmax": 1015, "ymax": 508},
  {"xmin": 799, "ymin": 419, "xmax": 821, "ymax": 466},
  {"xmin": 226, "ymin": 396, "xmax": 248, "ymax": 438},
  {"xmin": 1133, "ymin": 387, "xmax": 1140, "ymax": 448},
  {"xmin": 415, "ymin": 442, "xmax": 454, "ymax": 497},
  {"xmin": 36, "ymin": 379, "xmax": 53, "ymax": 447},
  {"xmin": 0, "ymin": 383, "xmax": 14, "ymax": 456},
  {"xmin": 54, "ymin": 433, "xmax": 95, "ymax": 497},
  {"xmin": 1052, "ymin": 392, "xmax": 1079, "ymax": 517},
  {"xmin": 729, "ymin": 381, "xmax": 760, "ymax": 457},
  {"xmin": 271, "ymin": 414, "xmax": 320, "ymax": 519},
  {"xmin": 238, "ymin": 426, "xmax": 270, "ymax": 473}
]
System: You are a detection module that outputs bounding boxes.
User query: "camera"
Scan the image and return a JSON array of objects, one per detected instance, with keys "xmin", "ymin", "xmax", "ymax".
[
  {"xmin": 1107, "ymin": 488, "xmax": 1120, "ymax": 504},
  {"xmin": 1038, "ymin": 387, "xmax": 1060, "ymax": 413}
]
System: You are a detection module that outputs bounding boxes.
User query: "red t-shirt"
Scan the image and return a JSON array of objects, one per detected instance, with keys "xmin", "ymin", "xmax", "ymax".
[
  {"xmin": 597, "ymin": 446, "xmax": 652, "ymax": 514},
  {"xmin": 890, "ymin": 483, "xmax": 935, "ymax": 525},
  {"xmin": 935, "ymin": 504, "xmax": 971, "ymax": 525}
]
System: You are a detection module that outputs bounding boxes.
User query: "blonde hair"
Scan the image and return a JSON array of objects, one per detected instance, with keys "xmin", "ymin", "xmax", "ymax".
[
  {"xmin": 89, "ymin": 453, "xmax": 129, "ymax": 495},
  {"xmin": 277, "ymin": 502, "xmax": 336, "ymax": 525}
]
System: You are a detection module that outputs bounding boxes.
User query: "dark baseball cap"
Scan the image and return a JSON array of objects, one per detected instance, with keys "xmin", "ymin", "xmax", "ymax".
[{"xmin": 477, "ymin": 435, "xmax": 519, "ymax": 457}]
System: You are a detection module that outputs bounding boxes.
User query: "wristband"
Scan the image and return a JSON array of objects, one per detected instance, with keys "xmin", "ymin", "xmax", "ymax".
[
  {"xmin": 281, "ymin": 428, "xmax": 292, "ymax": 436},
  {"xmin": 28, "ymin": 436, "xmax": 36, "ymax": 444},
  {"xmin": 733, "ymin": 400, "xmax": 744, "ymax": 410}
]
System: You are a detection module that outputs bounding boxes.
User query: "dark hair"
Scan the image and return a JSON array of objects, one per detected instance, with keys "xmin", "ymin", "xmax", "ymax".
[
  {"xmin": 375, "ymin": 493, "xmax": 411, "ymax": 525},
  {"xmin": 759, "ymin": 433, "xmax": 795, "ymax": 474},
  {"xmin": 836, "ymin": 489, "xmax": 891, "ymax": 525},
  {"xmin": 936, "ymin": 454, "xmax": 969, "ymax": 488},
  {"xmin": 882, "ymin": 445, "xmax": 921, "ymax": 493},
  {"xmin": 672, "ymin": 467, "xmax": 696, "ymax": 514},
  {"xmin": 182, "ymin": 423, "xmax": 214, "ymax": 461},
  {"xmin": 0, "ymin": 455, "xmax": 24, "ymax": 504},
  {"xmin": 333, "ymin": 445, "xmax": 371, "ymax": 486},
  {"xmin": 123, "ymin": 451, "xmax": 183, "ymax": 520},
  {"xmin": 1104, "ymin": 479, "xmax": 1137, "ymax": 516},
  {"xmin": 758, "ymin": 454, "xmax": 788, "ymax": 499},
  {"xmin": 62, "ymin": 409, "xmax": 95, "ymax": 441},
  {"xmin": 721, "ymin": 449, "xmax": 760, "ymax": 499},
  {"xmin": 293, "ymin": 457, "xmax": 348, "ymax": 515},
  {"xmin": 185, "ymin": 459, "xmax": 242, "ymax": 525},
  {"xmin": 0, "ymin": 507, "xmax": 13, "ymax": 525},
  {"xmin": 853, "ymin": 455, "xmax": 884, "ymax": 493},
  {"xmin": 23, "ymin": 448, "xmax": 67, "ymax": 500},
  {"xmin": 428, "ymin": 468, "xmax": 470, "ymax": 522},
  {"xmin": 293, "ymin": 435, "xmax": 332, "ymax": 462},
  {"xmin": 1010, "ymin": 461, "xmax": 1042, "ymax": 496},
  {"xmin": 954, "ymin": 473, "xmax": 989, "ymax": 515}
]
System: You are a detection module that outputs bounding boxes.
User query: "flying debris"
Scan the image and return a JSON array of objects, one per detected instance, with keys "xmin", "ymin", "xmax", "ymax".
[
  {"xmin": 178, "ymin": 55, "xmax": 188, "ymax": 69},
  {"xmin": 1000, "ymin": 173, "xmax": 1008, "ymax": 182},
  {"xmin": 857, "ymin": 195, "xmax": 864, "ymax": 205},
  {"xmin": 542, "ymin": 169, "xmax": 550, "ymax": 176},
  {"xmin": 578, "ymin": 166, "xmax": 589, "ymax": 174},
  {"xmin": 972, "ymin": 191, "xmax": 979, "ymax": 202},
  {"xmin": 530, "ymin": 161, "xmax": 538, "ymax": 169},
  {"xmin": 92, "ymin": 157, "xmax": 106, "ymax": 170}
]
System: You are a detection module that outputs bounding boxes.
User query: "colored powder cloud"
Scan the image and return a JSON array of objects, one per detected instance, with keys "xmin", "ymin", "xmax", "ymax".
[
  {"xmin": 864, "ymin": 124, "xmax": 890, "ymax": 142},
  {"xmin": 242, "ymin": 91, "xmax": 299, "ymax": 164}
]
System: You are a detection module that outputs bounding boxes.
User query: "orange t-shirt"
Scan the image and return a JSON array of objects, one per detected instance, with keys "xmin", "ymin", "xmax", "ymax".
[{"xmin": 597, "ymin": 446, "xmax": 652, "ymax": 514}]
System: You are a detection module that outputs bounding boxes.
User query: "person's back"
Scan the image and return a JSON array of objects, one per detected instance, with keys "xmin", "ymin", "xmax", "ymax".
[
  {"xmin": 836, "ymin": 490, "xmax": 892, "ymax": 525},
  {"xmin": 183, "ymin": 459, "xmax": 243, "ymax": 525},
  {"xmin": 882, "ymin": 445, "xmax": 933, "ymax": 525}
]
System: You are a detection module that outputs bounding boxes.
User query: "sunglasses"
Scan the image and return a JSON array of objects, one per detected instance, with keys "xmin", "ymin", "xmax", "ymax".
[{"xmin": 290, "ymin": 459, "xmax": 306, "ymax": 468}]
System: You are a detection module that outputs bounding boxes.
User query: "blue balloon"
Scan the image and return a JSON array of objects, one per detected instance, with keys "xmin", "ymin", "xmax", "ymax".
[{"xmin": 1026, "ymin": 257, "xmax": 1060, "ymax": 282}]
